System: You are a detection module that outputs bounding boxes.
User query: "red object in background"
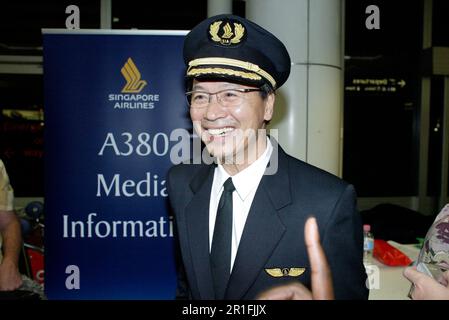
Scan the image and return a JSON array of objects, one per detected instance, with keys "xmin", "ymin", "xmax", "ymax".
[
  {"xmin": 26, "ymin": 247, "xmax": 44, "ymax": 285},
  {"xmin": 373, "ymin": 239, "xmax": 412, "ymax": 266}
]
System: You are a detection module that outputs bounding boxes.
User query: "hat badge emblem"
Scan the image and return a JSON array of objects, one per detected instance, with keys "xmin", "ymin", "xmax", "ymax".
[{"xmin": 209, "ymin": 21, "xmax": 245, "ymax": 46}]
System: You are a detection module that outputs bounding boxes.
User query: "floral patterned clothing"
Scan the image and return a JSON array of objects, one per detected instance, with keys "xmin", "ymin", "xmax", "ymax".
[{"xmin": 418, "ymin": 204, "xmax": 449, "ymax": 270}]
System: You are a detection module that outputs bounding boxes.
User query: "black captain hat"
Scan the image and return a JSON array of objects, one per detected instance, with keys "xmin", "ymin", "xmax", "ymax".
[{"xmin": 183, "ymin": 14, "xmax": 291, "ymax": 90}]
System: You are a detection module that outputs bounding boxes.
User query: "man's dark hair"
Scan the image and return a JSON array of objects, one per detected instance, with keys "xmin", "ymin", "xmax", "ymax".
[{"xmin": 259, "ymin": 83, "xmax": 275, "ymax": 100}]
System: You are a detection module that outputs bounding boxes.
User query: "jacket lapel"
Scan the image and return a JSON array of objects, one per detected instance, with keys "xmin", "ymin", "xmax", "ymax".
[
  {"xmin": 225, "ymin": 145, "xmax": 292, "ymax": 299},
  {"xmin": 185, "ymin": 164, "xmax": 215, "ymax": 299}
]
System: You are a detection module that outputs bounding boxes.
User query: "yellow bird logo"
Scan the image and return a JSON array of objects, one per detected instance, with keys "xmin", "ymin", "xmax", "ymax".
[{"xmin": 121, "ymin": 58, "xmax": 147, "ymax": 93}]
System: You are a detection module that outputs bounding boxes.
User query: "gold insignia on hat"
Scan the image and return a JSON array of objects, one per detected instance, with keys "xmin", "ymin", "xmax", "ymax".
[
  {"xmin": 265, "ymin": 267, "xmax": 306, "ymax": 277},
  {"xmin": 209, "ymin": 21, "xmax": 245, "ymax": 45}
]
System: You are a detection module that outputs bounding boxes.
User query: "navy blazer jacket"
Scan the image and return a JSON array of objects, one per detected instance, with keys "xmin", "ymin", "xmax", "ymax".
[{"xmin": 167, "ymin": 143, "xmax": 368, "ymax": 300}]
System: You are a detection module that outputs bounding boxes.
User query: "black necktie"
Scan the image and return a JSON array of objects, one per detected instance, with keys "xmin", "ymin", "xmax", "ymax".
[{"xmin": 210, "ymin": 177, "xmax": 235, "ymax": 299}]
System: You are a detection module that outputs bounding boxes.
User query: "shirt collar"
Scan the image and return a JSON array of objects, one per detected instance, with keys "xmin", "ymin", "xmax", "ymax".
[{"xmin": 215, "ymin": 138, "xmax": 273, "ymax": 201}]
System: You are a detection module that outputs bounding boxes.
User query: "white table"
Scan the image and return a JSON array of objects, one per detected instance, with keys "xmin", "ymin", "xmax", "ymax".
[{"xmin": 367, "ymin": 241, "xmax": 420, "ymax": 300}]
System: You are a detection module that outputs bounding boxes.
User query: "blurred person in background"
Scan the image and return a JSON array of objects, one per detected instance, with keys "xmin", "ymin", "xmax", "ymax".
[
  {"xmin": 0, "ymin": 158, "xmax": 23, "ymax": 291},
  {"xmin": 404, "ymin": 203, "xmax": 449, "ymax": 300}
]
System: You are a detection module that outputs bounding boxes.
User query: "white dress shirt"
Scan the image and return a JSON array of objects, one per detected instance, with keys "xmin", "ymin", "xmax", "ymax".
[{"xmin": 209, "ymin": 138, "xmax": 273, "ymax": 272}]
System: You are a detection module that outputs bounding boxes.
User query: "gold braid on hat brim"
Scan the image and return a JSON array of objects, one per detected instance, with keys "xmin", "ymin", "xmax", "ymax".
[{"xmin": 187, "ymin": 57, "xmax": 276, "ymax": 89}]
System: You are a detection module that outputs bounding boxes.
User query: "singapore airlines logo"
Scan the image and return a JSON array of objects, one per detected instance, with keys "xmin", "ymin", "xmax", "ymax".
[
  {"xmin": 108, "ymin": 58, "xmax": 159, "ymax": 110},
  {"xmin": 121, "ymin": 58, "xmax": 147, "ymax": 93}
]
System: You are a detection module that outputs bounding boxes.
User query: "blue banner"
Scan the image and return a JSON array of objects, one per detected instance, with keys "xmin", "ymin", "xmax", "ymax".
[{"xmin": 43, "ymin": 30, "xmax": 189, "ymax": 299}]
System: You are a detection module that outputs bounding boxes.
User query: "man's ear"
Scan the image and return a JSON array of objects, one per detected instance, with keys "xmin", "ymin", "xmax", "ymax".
[{"xmin": 264, "ymin": 93, "xmax": 275, "ymax": 121}]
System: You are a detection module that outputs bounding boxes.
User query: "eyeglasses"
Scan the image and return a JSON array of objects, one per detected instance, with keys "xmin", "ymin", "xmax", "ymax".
[{"xmin": 185, "ymin": 88, "xmax": 262, "ymax": 108}]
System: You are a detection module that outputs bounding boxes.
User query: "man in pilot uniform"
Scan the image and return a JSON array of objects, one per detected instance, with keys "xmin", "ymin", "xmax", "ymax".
[{"xmin": 167, "ymin": 14, "xmax": 368, "ymax": 300}]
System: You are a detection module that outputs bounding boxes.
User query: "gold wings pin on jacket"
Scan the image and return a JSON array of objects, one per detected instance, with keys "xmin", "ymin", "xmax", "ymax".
[{"xmin": 265, "ymin": 267, "xmax": 306, "ymax": 277}]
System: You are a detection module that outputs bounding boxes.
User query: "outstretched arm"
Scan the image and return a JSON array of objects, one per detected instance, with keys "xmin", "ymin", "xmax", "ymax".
[{"xmin": 0, "ymin": 210, "xmax": 23, "ymax": 291}]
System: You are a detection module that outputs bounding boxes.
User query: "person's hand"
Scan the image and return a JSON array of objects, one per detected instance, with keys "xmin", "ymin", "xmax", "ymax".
[
  {"xmin": 403, "ymin": 266, "xmax": 449, "ymax": 300},
  {"xmin": 257, "ymin": 217, "xmax": 334, "ymax": 300},
  {"xmin": 0, "ymin": 259, "xmax": 23, "ymax": 291}
]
